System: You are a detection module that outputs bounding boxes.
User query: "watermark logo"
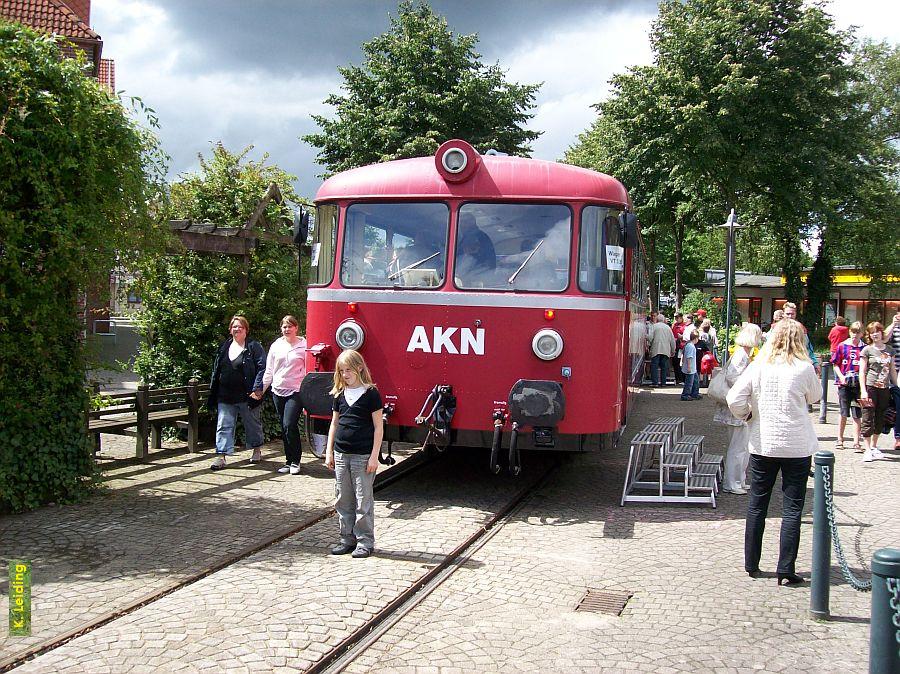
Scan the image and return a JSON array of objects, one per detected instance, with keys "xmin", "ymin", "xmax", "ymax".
[{"xmin": 8, "ymin": 560, "xmax": 31, "ymax": 636}]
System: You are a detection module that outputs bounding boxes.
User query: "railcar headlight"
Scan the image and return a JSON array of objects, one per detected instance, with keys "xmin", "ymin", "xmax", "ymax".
[
  {"xmin": 336, "ymin": 320, "xmax": 365, "ymax": 351},
  {"xmin": 532, "ymin": 329, "xmax": 563, "ymax": 361},
  {"xmin": 441, "ymin": 147, "xmax": 468, "ymax": 174}
]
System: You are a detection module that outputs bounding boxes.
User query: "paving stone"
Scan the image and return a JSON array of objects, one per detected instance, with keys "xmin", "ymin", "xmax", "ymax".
[{"xmin": 4, "ymin": 382, "xmax": 892, "ymax": 672}]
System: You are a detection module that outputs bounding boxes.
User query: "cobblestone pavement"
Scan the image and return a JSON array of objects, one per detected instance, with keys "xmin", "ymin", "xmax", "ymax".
[
  {"xmin": 3, "ymin": 382, "xmax": 897, "ymax": 673},
  {"xmin": 345, "ymin": 383, "xmax": 898, "ymax": 674},
  {"xmin": 8, "ymin": 449, "xmax": 553, "ymax": 672},
  {"xmin": 0, "ymin": 435, "xmax": 419, "ymax": 667}
]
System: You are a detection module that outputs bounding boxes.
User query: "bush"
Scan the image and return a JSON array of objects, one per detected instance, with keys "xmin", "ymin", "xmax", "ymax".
[
  {"xmin": 0, "ymin": 22, "xmax": 167, "ymax": 512},
  {"xmin": 134, "ymin": 145, "xmax": 306, "ymax": 441}
]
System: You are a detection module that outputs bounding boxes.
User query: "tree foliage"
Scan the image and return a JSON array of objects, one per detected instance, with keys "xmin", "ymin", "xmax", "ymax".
[
  {"xmin": 135, "ymin": 145, "xmax": 305, "ymax": 399},
  {"xmin": 565, "ymin": 0, "xmax": 896, "ymax": 322},
  {"xmin": 303, "ymin": 0, "xmax": 541, "ymax": 175},
  {"xmin": 0, "ymin": 21, "xmax": 168, "ymax": 512}
]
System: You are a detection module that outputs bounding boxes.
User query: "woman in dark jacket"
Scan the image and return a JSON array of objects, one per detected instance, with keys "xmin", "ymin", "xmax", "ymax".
[{"xmin": 208, "ymin": 315, "xmax": 266, "ymax": 470}]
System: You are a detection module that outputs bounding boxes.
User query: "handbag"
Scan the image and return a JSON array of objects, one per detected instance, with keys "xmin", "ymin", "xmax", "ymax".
[{"xmin": 707, "ymin": 366, "xmax": 729, "ymax": 403}]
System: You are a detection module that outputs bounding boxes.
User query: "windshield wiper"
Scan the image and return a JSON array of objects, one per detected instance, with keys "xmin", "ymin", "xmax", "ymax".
[
  {"xmin": 507, "ymin": 239, "xmax": 544, "ymax": 284},
  {"xmin": 387, "ymin": 251, "xmax": 441, "ymax": 281}
]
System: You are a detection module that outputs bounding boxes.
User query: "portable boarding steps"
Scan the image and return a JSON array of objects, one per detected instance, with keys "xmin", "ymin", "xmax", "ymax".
[{"xmin": 620, "ymin": 417, "xmax": 724, "ymax": 508}]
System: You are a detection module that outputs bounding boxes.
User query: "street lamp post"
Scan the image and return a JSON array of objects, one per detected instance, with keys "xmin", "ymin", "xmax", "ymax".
[
  {"xmin": 719, "ymin": 208, "xmax": 747, "ymax": 367},
  {"xmin": 656, "ymin": 265, "xmax": 665, "ymax": 312}
]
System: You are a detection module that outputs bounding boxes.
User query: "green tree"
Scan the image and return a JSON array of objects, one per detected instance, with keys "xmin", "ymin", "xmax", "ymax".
[
  {"xmin": 0, "ymin": 22, "xmax": 168, "ymax": 512},
  {"xmin": 568, "ymin": 0, "xmax": 885, "ymax": 321},
  {"xmin": 135, "ymin": 145, "xmax": 304, "ymax": 391},
  {"xmin": 826, "ymin": 40, "xmax": 900, "ymax": 301},
  {"xmin": 303, "ymin": 0, "xmax": 541, "ymax": 175}
]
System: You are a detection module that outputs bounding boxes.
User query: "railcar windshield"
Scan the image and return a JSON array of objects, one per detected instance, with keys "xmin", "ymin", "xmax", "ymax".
[
  {"xmin": 453, "ymin": 203, "xmax": 571, "ymax": 291},
  {"xmin": 341, "ymin": 202, "xmax": 449, "ymax": 288},
  {"xmin": 310, "ymin": 203, "xmax": 338, "ymax": 285},
  {"xmin": 578, "ymin": 205, "xmax": 625, "ymax": 294}
]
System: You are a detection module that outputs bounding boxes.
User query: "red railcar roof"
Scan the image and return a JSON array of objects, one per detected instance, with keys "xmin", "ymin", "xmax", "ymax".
[{"xmin": 315, "ymin": 154, "xmax": 630, "ymax": 205}]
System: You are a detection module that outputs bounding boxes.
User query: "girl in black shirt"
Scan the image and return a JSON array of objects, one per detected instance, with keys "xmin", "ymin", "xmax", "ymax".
[{"xmin": 325, "ymin": 350, "xmax": 383, "ymax": 558}]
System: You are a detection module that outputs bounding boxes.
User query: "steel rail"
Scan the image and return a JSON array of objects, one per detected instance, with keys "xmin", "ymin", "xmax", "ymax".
[
  {"xmin": 0, "ymin": 449, "xmax": 433, "ymax": 673},
  {"xmin": 306, "ymin": 458, "xmax": 562, "ymax": 674}
]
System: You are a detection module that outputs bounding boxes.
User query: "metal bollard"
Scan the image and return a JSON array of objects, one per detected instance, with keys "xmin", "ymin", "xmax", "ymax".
[
  {"xmin": 869, "ymin": 548, "xmax": 900, "ymax": 674},
  {"xmin": 819, "ymin": 362, "xmax": 832, "ymax": 423},
  {"xmin": 810, "ymin": 450, "xmax": 834, "ymax": 620}
]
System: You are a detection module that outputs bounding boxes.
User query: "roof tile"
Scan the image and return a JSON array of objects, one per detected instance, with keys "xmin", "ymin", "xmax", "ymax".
[{"xmin": 0, "ymin": 0, "xmax": 100, "ymax": 40}]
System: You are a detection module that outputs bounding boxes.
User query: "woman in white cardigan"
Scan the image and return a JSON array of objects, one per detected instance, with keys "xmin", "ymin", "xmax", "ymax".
[
  {"xmin": 726, "ymin": 319, "xmax": 821, "ymax": 586},
  {"xmin": 714, "ymin": 322, "xmax": 763, "ymax": 494}
]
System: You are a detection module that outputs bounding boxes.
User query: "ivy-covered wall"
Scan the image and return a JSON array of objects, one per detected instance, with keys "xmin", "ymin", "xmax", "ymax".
[{"xmin": 0, "ymin": 22, "xmax": 168, "ymax": 512}]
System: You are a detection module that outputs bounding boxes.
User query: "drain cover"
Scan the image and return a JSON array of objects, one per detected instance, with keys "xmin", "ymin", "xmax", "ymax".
[{"xmin": 574, "ymin": 589, "xmax": 633, "ymax": 615}]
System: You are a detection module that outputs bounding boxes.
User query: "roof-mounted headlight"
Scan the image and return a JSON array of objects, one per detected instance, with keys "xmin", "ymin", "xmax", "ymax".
[
  {"xmin": 441, "ymin": 148, "xmax": 468, "ymax": 174},
  {"xmin": 434, "ymin": 140, "xmax": 480, "ymax": 183}
]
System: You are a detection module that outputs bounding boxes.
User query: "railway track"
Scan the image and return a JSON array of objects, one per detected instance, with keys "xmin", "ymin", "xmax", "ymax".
[
  {"xmin": 308, "ymin": 456, "xmax": 561, "ymax": 674},
  {"xmin": 1, "ymin": 448, "xmax": 434, "ymax": 673}
]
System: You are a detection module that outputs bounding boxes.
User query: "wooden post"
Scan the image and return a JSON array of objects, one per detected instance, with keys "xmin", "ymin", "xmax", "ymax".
[
  {"xmin": 87, "ymin": 382, "xmax": 101, "ymax": 457},
  {"xmin": 135, "ymin": 383, "xmax": 150, "ymax": 461},
  {"xmin": 186, "ymin": 378, "xmax": 199, "ymax": 452}
]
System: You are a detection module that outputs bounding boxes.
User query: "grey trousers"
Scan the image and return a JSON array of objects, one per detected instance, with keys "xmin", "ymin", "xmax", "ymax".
[{"xmin": 334, "ymin": 452, "xmax": 376, "ymax": 550}]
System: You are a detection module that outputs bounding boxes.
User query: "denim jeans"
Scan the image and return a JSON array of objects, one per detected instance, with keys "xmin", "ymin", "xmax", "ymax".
[
  {"xmin": 650, "ymin": 354, "xmax": 670, "ymax": 385},
  {"xmin": 215, "ymin": 401, "xmax": 264, "ymax": 455},
  {"xmin": 273, "ymin": 392, "xmax": 303, "ymax": 464},
  {"xmin": 744, "ymin": 454, "xmax": 811, "ymax": 574},
  {"xmin": 681, "ymin": 372, "xmax": 699, "ymax": 399},
  {"xmin": 334, "ymin": 452, "xmax": 376, "ymax": 550}
]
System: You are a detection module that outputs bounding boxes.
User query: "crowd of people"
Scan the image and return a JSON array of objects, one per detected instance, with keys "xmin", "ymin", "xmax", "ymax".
[{"xmin": 206, "ymin": 315, "xmax": 382, "ymax": 559}]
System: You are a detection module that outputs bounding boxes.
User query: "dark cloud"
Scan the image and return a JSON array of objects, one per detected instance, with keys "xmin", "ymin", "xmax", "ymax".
[
  {"xmin": 95, "ymin": 0, "xmax": 658, "ymax": 199},
  {"xmin": 151, "ymin": 0, "xmax": 656, "ymax": 78}
]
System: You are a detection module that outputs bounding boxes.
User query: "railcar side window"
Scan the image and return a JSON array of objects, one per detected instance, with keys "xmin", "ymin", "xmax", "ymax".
[
  {"xmin": 578, "ymin": 206, "xmax": 625, "ymax": 294},
  {"xmin": 341, "ymin": 202, "xmax": 449, "ymax": 288},
  {"xmin": 310, "ymin": 203, "xmax": 338, "ymax": 285},
  {"xmin": 454, "ymin": 203, "xmax": 571, "ymax": 292}
]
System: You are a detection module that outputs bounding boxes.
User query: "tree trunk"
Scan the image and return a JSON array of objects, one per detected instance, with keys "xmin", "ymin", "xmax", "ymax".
[
  {"xmin": 674, "ymin": 218, "xmax": 685, "ymax": 307},
  {"xmin": 805, "ymin": 233, "xmax": 833, "ymax": 332},
  {"xmin": 778, "ymin": 224, "xmax": 805, "ymax": 308}
]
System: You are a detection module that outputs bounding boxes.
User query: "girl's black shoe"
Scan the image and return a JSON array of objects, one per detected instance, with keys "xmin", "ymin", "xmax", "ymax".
[
  {"xmin": 747, "ymin": 569, "xmax": 761, "ymax": 578},
  {"xmin": 777, "ymin": 573, "xmax": 805, "ymax": 586}
]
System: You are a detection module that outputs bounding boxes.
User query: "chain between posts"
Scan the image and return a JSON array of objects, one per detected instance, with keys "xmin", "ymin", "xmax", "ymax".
[{"xmin": 821, "ymin": 464, "xmax": 872, "ymax": 592}]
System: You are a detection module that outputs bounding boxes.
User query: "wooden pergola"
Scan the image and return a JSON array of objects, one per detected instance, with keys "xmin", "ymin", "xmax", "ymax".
[{"xmin": 168, "ymin": 183, "xmax": 303, "ymax": 294}]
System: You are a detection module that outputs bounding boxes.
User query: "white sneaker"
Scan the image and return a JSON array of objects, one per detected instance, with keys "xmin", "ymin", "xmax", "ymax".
[
  {"xmin": 277, "ymin": 464, "xmax": 291, "ymax": 473},
  {"xmin": 862, "ymin": 450, "xmax": 875, "ymax": 463},
  {"xmin": 871, "ymin": 448, "xmax": 884, "ymax": 460},
  {"xmin": 289, "ymin": 463, "xmax": 301, "ymax": 475},
  {"xmin": 724, "ymin": 487, "xmax": 747, "ymax": 495}
]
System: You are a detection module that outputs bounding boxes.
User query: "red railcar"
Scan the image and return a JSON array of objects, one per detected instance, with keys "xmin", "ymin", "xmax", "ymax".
[{"xmin": 300, "ymin": 140, "xmax": 648, "ymax": 473}]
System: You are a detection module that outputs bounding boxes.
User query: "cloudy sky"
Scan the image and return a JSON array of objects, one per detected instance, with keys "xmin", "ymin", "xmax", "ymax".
[{"xmin": 91, "ymin": 0, "xmax": 900, "ymax": 201}]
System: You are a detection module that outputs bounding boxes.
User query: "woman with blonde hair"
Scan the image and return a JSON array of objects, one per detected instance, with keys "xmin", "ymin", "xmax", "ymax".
[
  {"xmin": 858, "ymin": 321, "xmax": 897, "ymax": 461},
  {"xmin": 714, "ymin": 322, "xmax": 763, "ymax": 494},
  {"xmin": 727, "ymin": 319, "xmax": 821, "ymax": 585},
  {"xmin": 325, "ymin": 350, "xmax": 383, "ymax": 558}
]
